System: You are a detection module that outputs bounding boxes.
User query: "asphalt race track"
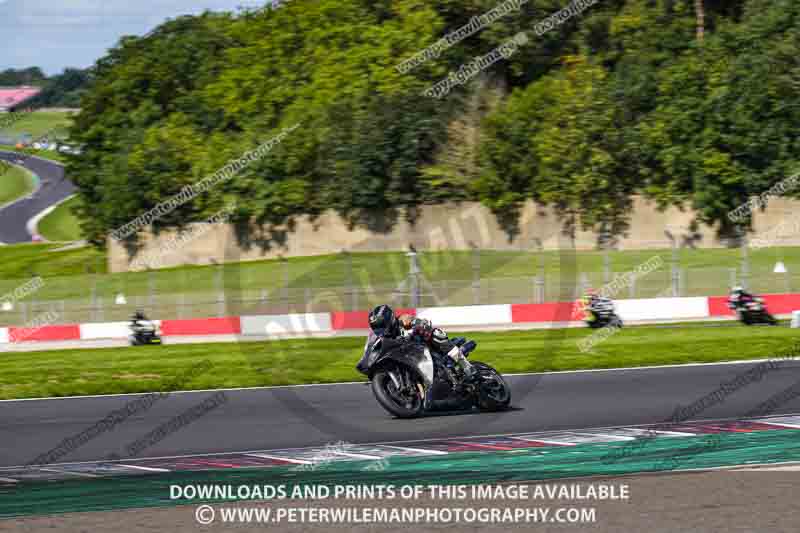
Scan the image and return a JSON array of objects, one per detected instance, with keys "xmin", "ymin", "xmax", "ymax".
[
  {"xmin": 1, "ymin": 359, "xmax": 799, "ymax": 468},
  {"xmin": 0, "ymin": 151, "xmax": 75, "ymax": 244}
]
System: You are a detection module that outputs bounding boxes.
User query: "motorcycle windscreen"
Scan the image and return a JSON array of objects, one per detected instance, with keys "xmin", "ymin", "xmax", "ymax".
[{"xmin": 356, "ymin": 334, "xmax": 382, "ymax": 375}]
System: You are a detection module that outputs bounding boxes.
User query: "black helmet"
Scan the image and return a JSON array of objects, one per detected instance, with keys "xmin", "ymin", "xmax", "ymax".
[
  {"xmin": 368, "ymin": 305, "xmax": 398, "ymax": 337},
  {"xmin": 132, "ymin": 310, "xmax": 146, "ymax": 320}
]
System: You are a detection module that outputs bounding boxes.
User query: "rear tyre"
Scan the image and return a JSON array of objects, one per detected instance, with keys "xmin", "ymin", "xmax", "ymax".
[
  {"xmin": 371, "ymin": 367, "xmax": 425, "ymax": 418},
  {"xmin": 472, "ymin": 362, "xmax": 511, "ymax": 411}
]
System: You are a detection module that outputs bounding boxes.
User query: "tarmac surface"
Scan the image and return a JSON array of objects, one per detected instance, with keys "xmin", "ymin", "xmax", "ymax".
[
  {"xmin": 2, "ymin": 358, "xmax": 799, "ymax": 468},
  {"xmin": 0, "ymin": 151, "xmax": 75, "ymax": 244}
]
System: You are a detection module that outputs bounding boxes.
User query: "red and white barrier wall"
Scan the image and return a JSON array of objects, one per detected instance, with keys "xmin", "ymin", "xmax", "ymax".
[{"xmin": 1, "ymin": 293, "xmax": 798, "ymax": 344}]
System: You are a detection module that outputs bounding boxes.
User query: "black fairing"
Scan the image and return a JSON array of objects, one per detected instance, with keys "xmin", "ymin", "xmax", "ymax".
[{"xmin": 363, "ymin": 337, "xmax": 434, "ymax": 387}]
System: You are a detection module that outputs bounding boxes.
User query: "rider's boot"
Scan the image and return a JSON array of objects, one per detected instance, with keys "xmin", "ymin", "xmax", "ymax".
[{"xmin": 447, "ymin": 346, "xmax": 477, "ymax": 385}]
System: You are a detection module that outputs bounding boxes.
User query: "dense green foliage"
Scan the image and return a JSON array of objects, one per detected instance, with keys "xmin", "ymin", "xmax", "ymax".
[
  {"xmin": 0, "ymin": 67, "xmax": 88, "ymax": 108},
  {"xmin": 65, "ymin": 0, "xmax": 799, "ymax": 247},
  {"xmin": 0, "ymin": 67, "xmax": 47, "ymax": 86},
  {"xmin": 24, "ymin": 69, "xmax": 90, "ymax": 109}
]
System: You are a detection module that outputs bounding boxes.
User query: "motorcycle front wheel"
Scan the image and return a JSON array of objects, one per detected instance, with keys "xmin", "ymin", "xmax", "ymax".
[{"xmin": 371, "ymin": 366, "xmax": 425, "ymax": 418}]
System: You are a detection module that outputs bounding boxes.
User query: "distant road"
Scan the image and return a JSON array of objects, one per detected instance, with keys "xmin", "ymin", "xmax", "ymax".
[{"xmin": 0, "ymin": 151, "xmax": 75, "ymax": 244}]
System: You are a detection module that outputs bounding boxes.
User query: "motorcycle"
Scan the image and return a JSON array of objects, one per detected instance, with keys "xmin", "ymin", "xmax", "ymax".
[
  {"xmin": 129, "ymin": 321, "xmax": 163, "ymax": 345},
  {"xmin": 358, "ymin": 336, "xmax": 511, "ymax": 418},
  {"xmin": 731, "ymin": 297, "xmax": 777, "ymax": 326},
  {"xmin": 585, "ymin": 297, "xmax": 623, "ymax": 329}
]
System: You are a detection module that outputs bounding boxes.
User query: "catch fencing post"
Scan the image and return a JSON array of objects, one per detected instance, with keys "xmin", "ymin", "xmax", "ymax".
[
  {"xmin": 90, "ymin": 285, "xmax": 97, "ymax": 322},
  {"xmin": 344, "ymin": 251, "xmax": 358, "ymax": 311},
  {"xmin": 215, "ymin": 264, "xmax": 225, "ymax": 317},
  {"xmin": 148, "ymin": 271, "xmax": 155, "ymax": 308},
  {"xmin": 260, "ymin": 288, "xmax": 269, "ymax": 314},
  {"xmin": 740, "ymin": 228, "xmax": 750, "ymax": 290},
  {"xmin": 671, "ymin": 241, "xmax": 680, "ymax": 297},
  {"xmin": 471, "ymin": 246, "xmax": 480, "ymax": 305},
  {"xmin": 179, "ymin": 269, "xmax": 187, "ymax": 319},
  {"xmin": 578, "ymin": 273, "xmax": 590, "ymax": 296},
  {"xmin": 281, "ymin": 257, "xmax": 289, "ymax": 313},
  {"xmin": 534, "ymin": 276, "xmax": 544, "ymax": 303},
  {"xmin": 679, "ymin": 268, "xmax": 686, "ymax": 297},
  {"xmin": 536, "ymin": 239, "xmax": 545, "ymax": 303},
  {"xmin": 729, "ymin": 268, "xmax": 738, "ymax": 289},
  {"xmin": 407, "ymin": 249, "xmax": 421, "ymax": 308}
]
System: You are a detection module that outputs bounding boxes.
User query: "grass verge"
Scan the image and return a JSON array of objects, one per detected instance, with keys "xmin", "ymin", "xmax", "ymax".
[
  {"xmin": 37, "ymin": 195, "xmax": 83, "ymax": 242},
  {"xmin": 0, "ymin": 242, "xmax": 103, "ymax": 280},
  {"xmin": 1, "ymin": 323, "xmax": 797, "ymax": 399},
  {"xmin": 0, "ymin": 110, "xmax": 74, "ymax": 138},
  {"xmin": 0, "ymin": 164, "xmax": 35, "ymax": 205}
]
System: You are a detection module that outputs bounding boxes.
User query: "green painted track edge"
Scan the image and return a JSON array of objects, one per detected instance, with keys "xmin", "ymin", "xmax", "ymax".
[{"xmin": 2, "ymin": 429, "xmax": 800, "ymax": 518}]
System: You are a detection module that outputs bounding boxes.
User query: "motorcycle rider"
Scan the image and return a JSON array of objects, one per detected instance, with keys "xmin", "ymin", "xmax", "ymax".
[
  {"xmin": 129, "ymin": 309, "xmax": 153, "ymax": 334},
  {"xmin": 727, "ymin": 286, "xmax": 755, "ymax": 310},
  {"xmin": 579, "ymin": 288, "xmax": 601, "ymax": 324},
  {"xmin": 356, "ymin": 304, "xmax": 475, "ymax": 381}
]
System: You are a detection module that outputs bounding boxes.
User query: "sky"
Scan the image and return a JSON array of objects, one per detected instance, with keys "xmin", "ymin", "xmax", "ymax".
[{"xmin": 0, "ymin": 0, "xmax": 267, "ymax": 75}]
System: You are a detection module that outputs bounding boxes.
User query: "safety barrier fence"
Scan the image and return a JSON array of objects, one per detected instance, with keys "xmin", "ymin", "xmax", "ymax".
[{"xmin": 3, "ymin": 293, "xmax": 800, "ymax": 344}]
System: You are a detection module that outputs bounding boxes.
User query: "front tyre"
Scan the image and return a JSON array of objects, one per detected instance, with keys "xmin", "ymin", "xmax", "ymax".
[
  {"xmin": 472, "ymin": 362, "xmax": 511, "ymax": 411},
  {"xmin": 371, "ymin": 367, "xmax": 425, "ymax": 418}
]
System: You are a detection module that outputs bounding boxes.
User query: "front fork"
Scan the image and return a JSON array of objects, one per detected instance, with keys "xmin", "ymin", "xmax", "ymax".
[
  {"xmin": 423, "ymin": 383, "xmax": 434, "ymax": 410},
  {"xmin": 388, "ymin": 369, "xmax": 429, "ymax": 408},
  {"xmin": 387, "ymin": 370, "xmax": 403, "ymax": 391}
]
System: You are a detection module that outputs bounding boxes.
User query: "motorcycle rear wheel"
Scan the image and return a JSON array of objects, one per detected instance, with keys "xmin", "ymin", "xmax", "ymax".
[{"xmin": 472, "ymin": 362, "xmax": 511, "ymax": 411}]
